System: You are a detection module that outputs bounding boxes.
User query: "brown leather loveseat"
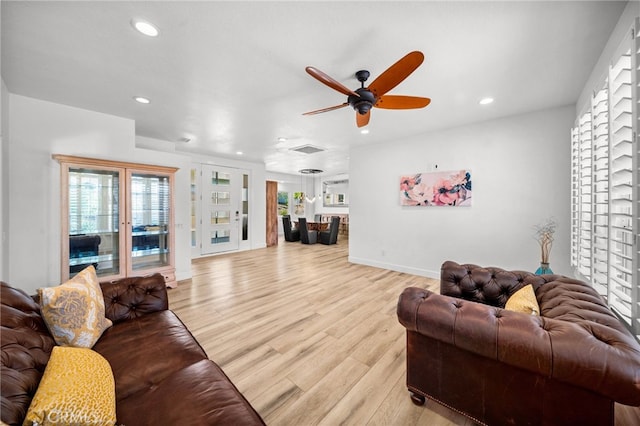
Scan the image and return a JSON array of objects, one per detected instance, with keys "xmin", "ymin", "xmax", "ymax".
[
  {"xmin": 397, "ymin": 261, "xmax": 640, "ymax": 426},
  {"xmin": 1, "ymin": 274, "xmax": 265, "ymax": 425}
]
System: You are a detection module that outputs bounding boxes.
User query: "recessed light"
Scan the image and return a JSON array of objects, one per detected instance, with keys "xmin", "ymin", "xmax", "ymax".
[
  {"xmin": 360, "ymin": 128, "xmax": 370, "ymax": 134},
  {"xmin": 236, "ymin": 151, "xmax": 243, "ymax": 155},
  {"xmin": 277, "ymin": 137, "xmax": 287, "ymax": 142},
  {"xmin": 133, "ymin": 96, "xmax": 150, "ymax": 104},
  {"xmin": 479, "ymin": 97, "xmax": 494, "ymax": 105},
  {"xmin": 132, "ymin": 19, "xmax": 159, "ymax": 37}
]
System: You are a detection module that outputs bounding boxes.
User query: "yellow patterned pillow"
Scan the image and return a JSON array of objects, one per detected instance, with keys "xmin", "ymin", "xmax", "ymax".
[
  {"xmin": 505, "ymin": 284, "xmax": 540, "ymax": 316},
  {"xmin": 39, "ymin": 265, "xmax": 112, "ymax": 348},
  {"xmin": 24, "ymin": 346, "xmax": 116, "ymax": 426}
]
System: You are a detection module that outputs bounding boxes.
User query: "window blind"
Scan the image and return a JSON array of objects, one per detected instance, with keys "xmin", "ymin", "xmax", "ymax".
[
  {"xmin": 570, "ymin": 20, "xmax": 639, "ymax": 339},
  {"xmin": 570, "ymin": 126, "xmax": 580, "ymax": 269},
  {"xmin": 578, "ymin": 111, "xmax": 593, "ymax": 279},
  {"xmin": 608, "ymin": 42, "xmax": 634, "ymax": 325},
  {"xmin": 592, "ymin": 86, "xmax": 609, "ymax": 296},
  {"xmin": 69, "ymin": 169, "xmax": 118, "ymax": 234},
  {"xmin": 130, "ymin": 174, "xmax": 170, "ymax": 227}
]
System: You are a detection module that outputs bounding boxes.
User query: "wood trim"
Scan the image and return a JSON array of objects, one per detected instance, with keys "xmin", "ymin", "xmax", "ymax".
[
  {"xmin": 56, "ymin": 155, "xmax": 177, "ymax": 287},
  {"xmin": 125, "ymin": 167, "xmax": 176, "ymax": 283},
  {"xmin": 59, "ymin": 162, "xmax": 70, "ymax": 280},
  {"xmin": 266, "ymin": 181, "xmax": 278, "ymax": 247},
  {"xmin": 52, "ymin": 154, "xmax": 179, "ymax": 174},
  {"xmin": 58, "ymin": 161, "xmax": 128, "ymax": 283}
]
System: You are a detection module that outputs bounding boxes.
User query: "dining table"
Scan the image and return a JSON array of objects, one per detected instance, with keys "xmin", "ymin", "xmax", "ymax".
[{"xmin": 294, "ymin": 221, "xmax": 329, "ymax": 231}]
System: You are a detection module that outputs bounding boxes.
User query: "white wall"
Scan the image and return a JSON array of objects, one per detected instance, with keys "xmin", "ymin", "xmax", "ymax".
[
  {"xmin": 6, "ymin": 95, "xmax": 189, "ymax": 293},
  {"xmin": 6, "ymin": 94, "xmax": 269, "ymax": 294},
  {"xmin": 0, "ymin": 0, "xmax": 4, "ymax": 282},
  {"xmin": 349, "ymin": 105, "xmax": 574, "ymax": 278},
  {"xmin": 577, "ymin": 1, "xmax": 639, "ymax": 113},
  {"xmin": 0, "ymin": 78, "xmax": 8, "ymax": 282}
]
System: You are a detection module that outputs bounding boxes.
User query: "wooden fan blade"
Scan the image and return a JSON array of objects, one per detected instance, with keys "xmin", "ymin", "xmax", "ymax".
[
  {"xmin": 306, "ymin": 67, "xmax": 359, "ymax": 97},
  {"xmin": 374, "ymin": 95, "xmax": 431, "ymax": 110},
  {"xmin": 356, "ymin": 110, "xmax": 370, "ymax": 128},
  {"xmin": 368, "ymin": 51, "xmax": 424, "ymax": 97},
  {"xmin": 303, "ymin": 103, "xmax": 349, "ymax": 115}
]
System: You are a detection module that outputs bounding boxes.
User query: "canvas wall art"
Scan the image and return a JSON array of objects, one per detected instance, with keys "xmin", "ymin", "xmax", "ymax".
[
  {"xmin": 277, "ymin": 191, "xmax": 289, "ymax": 215},
  {"xmin": 293, "ymin": 192, "xmax": 305, "ymax": 215},
  {"xmin": 400, "ymin": 170, "xmax": 472, "ymax": 206}
]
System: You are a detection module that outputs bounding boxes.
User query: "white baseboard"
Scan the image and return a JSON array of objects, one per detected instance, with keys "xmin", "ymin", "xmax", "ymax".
[{"xmin": 348, "ymin": 256, "xmax": 440, "ymax": 279}]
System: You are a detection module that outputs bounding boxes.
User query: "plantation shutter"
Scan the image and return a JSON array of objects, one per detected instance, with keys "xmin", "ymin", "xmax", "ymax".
[
  {"xmin": 606, "ymin": 23, "xmax": 638, "ymax": 332},
  {"xmin": 570, "ymin": 19, "xmax": 639, "ymax": 339},
  {"xmin": 592, "ymin": 86, "xmax": 610, "ymax": 297}
]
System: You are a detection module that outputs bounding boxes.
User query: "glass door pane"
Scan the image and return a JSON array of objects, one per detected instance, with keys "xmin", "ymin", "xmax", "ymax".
[
  {"xmin": 242, "ymin": 173, "xmax": 249, "ymax": 241},
  {"xmin": 201, "ymin": 165, "xmax": 240, "ymax": 254},
  {"xmin": 190, "ymin": 168, "xmax": 198, "ymax": 249},
  {"xmin": 129, "ymin": 173, "xmax": 171, "ymax": 271},
  {"xmin": 68, "ymin": 167, "xmax": 120, "ymax": 278}
]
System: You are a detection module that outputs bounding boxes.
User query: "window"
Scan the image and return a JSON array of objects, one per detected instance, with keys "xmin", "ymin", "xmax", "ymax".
[
  {"xmin": 68, "ymin": 169, "xmax": 119, "ymax": 234},
  {"xmin": 570, "ymin": 21, "xmax": 639, "ymax": 338}
]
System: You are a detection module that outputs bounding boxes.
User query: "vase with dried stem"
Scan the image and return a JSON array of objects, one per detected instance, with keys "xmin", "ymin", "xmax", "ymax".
[{"xmin": 533, "ymin": 218, "xmax": 556, "ymax": 274}]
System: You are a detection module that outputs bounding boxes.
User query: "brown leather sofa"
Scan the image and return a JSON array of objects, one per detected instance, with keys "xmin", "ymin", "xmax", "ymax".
[
  {"xmin": 397, "ymin": 261, "xmax": 640, "ymax": 426},
  {"xmin": 1, "ymin": 274, "xmax": 265, "ymax": 425}
]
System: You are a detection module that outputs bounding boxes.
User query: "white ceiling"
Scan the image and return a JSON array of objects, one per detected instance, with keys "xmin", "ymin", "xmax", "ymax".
[{"xmin": 1, "ymin": 1, "xmax": 627, "ymax": 176}]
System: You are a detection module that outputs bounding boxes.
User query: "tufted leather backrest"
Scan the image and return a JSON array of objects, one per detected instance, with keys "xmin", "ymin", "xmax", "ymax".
[
  {"xmin": 536, "ymin": 277, "xmax": 632, "ymax": 335},
  {"xmin": 440, "ymin": 260, "xmax": 562, "ymax": 308},
  {"xmin": 100, "ymin": 273, "xmax": 168, "ymax": 323},
  {"xmin": 1, "ymin": 282, "xmax": 56, "ymax": 425},
  {"xmin": 397, "ymin": 284, "xmax": 640, "ymax": 406},
  {"xmin": 434, "ymin": 260, "xmax": 640, "ymax": 405}
]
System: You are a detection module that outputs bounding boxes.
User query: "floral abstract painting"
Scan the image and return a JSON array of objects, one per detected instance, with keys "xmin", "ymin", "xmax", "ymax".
[{"xmin": 400, "ymin": 170, "xmax": 472, "ymax": 206}]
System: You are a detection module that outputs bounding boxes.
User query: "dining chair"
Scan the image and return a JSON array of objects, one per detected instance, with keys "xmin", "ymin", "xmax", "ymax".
[
  {"xmin": 319, "ymin": 216, "xmax": 340, "ymax": 245},
  {"xmin": 282, "ymin": 215, "xmax": 300, "ymax": 242},
  {"xmin": 299, "ymin": 217, "xmax": 317, "ymax": 244}
]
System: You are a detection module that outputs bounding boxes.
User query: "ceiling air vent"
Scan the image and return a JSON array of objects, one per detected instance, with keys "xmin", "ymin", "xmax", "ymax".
[{"xmin": 289, "ymin": 144, "xmax": 325, "ymax": 154}]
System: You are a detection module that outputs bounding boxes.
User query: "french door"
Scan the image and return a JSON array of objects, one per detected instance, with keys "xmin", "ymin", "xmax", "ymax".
[{"xmin": 200, "ymin": 165, "xmax": 247, "ymax": 255}]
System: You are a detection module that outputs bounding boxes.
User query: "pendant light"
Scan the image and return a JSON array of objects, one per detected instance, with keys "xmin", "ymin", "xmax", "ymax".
[{"xmin": 299, "ymin": 168, "xmax": 323, "ymax": 203}]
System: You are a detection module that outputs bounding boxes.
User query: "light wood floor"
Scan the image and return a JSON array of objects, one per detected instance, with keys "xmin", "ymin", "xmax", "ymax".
[{"xmin": 168, "ymin": 238, "xmax": 640, "ymax": 426}]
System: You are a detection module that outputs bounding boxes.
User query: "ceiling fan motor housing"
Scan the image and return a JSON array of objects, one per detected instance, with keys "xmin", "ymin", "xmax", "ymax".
[{"xmin": 349, "ymin": 87, "xmax": 375, "ymax": 115}]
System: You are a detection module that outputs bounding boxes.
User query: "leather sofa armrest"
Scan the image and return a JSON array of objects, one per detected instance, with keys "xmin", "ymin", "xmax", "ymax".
[
  {"xmin": 100, "ymin": 273, "xmax": 169, "ymax": 323},
  {"xmin": 397, "ymin": 287, "xmax": 640, "ymax": 405}
]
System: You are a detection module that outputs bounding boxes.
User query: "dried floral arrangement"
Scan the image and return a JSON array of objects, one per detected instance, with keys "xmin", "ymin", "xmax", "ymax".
[{"xmin": 533, "ymin": 218, "xmax": 557, "ymax": 264}]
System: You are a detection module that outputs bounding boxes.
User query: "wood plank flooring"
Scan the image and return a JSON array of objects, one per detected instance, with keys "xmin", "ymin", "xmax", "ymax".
[{"xmin": 168, "ymin": 239, "xmax": 640, "ymax": 426}]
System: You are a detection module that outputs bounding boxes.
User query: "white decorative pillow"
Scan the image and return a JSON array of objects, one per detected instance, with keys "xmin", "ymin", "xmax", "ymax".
[
  {"xmin": 38, "ymin": 265, "xmax": 112, "ymax": 348},
  {"xmin": 505, "ymin": 284, "xmax": 540, "ymax": 316},
  {"xmin": 24, "ymin": 346, "xmax": 116, "ymax": 426}
]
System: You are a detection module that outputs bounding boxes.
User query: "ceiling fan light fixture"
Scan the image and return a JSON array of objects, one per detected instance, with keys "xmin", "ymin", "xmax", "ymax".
[
  {"xmin": 360, "ymin": 128, "xmax": 369, "ymax": 135},
  {"xmin": 354, "ymin": 101, "xmax": 372, "ymax": 115},
  {"xmin": 298, "ymin": 168, "xmax": 323, "ymax": 174},
  {"xmin": 132, "ymin": 19, "xmax": 159, "ymax": 37}
]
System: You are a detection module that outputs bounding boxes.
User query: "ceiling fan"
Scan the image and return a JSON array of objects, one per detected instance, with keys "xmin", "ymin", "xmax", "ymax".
[{"xmin": 303, "ymin": 51, "xmax": 431, "ymax": 128}]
